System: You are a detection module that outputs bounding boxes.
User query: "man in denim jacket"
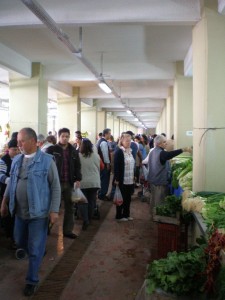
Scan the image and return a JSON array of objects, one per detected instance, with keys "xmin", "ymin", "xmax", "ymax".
[{"xmin": 1, "ymin": 127, "xmax": 61, "ymax": 297}]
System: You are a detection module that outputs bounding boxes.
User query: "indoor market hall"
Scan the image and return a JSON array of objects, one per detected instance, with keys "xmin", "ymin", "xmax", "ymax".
[{"xmin": 1, "ymin": 1, "xmax": 225, "ymax": 299}]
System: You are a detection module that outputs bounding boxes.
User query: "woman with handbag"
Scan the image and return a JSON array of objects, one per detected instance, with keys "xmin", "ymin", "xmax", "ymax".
[
  {"xmin": 113, "ymin": 133, "xmax": 135, "ymax": 222},
  {"xmin": 79, "ymin": 138, "xmax": 101, "ymax": 230}
]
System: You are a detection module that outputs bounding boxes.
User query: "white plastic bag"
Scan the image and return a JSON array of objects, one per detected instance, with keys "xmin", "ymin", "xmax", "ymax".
[
  {"xmin": 71, "ymin": 187, "xmax": 88, "ymax": 203},
  {"xmin": 141, "ymin": 165, "xmax": 148, "ymax": 181},
  {"xmin": 113, "ymin": 186, "xmax": 123, "ymax": 206}
]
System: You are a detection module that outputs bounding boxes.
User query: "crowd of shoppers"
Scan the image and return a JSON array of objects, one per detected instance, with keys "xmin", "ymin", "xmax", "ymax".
[{"xmin": 0, "ymin": 127, "xmax": 191, "ymax": 297}]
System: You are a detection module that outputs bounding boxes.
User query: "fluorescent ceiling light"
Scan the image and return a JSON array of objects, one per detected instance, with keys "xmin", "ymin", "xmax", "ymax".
[
  {"xmin": 126, "ymin": 110, "xmax": 132, "ymax": 114},
  {"xmin": 134, "ymin": 118, "xmax": 138, "ymax": 121},
  {"xmin": 98, "ymin": 81, "xmax": 112, "ymax": 94}
]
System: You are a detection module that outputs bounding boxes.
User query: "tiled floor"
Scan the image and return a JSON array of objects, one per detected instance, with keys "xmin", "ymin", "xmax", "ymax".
[{"xmin": 0, "ymin": 190, "xmax": 157, "ymax": 300}]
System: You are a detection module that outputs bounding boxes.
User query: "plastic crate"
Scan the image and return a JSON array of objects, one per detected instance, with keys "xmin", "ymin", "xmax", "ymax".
[{"xmin": 157, "ymin": 222, "xmax": 188, "ymax": 259}]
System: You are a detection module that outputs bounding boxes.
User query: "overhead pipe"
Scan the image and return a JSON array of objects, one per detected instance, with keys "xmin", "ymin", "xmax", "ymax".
[
  {"xmin": 21, "ymin": 0, "xmax": 119, "ymax": 93},
  {"xmin": 20, "ymin": 0, "xmax": 145, "ymax": 126}
]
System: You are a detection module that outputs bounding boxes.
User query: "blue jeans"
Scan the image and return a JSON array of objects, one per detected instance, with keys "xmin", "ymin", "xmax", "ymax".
[
  {"xmin": 98, "ymin": 167, "xmax": 110, "ymax": 200},
  {"xmin": 14, "ymin": 216, "xmax": 48, "ymax": 285}
]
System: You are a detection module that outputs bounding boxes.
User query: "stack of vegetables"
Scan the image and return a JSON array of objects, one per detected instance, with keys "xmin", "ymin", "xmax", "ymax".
[
  {"xmin": 197, "ymin": 192, "xmax": 225, "ymax": 230},
  {"xmin": 146, "ymin": 243, "xmax": 207, "ymax": 296},
  {"xmin": 182, "ymin": 190, "xmax": 205, "ymax": 213},
  {"xmin": 171, "ymin": 155, "xmax": 192, "ymax": 191},
  {"xmin": 181, "ymin": 191, "xmax": 225, "ymax": 230},
  {"xmin": 146, "ymin": 232, "xmax": 225, "ymax": 299},
  {"xmin": 155, "ymin": 195, "xmax": 182, "ymax": 218}
]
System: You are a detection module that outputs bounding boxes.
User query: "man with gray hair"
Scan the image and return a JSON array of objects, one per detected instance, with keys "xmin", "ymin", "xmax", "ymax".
[
  {"xmin": 37, "ymin": 133, "xmax": 54, "ymax": 152},
  {"xmin": 147, "ymin": 134, "xmax": 191, "ymax": 214},
  {"xmin": 1, "ymin": 127, "xmax": 61, "ymax": 297}
]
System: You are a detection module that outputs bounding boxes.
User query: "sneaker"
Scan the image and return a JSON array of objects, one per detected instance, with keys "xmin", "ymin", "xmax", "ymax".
[
  {"xmin": 15, "ymin": 248, "xmax": 26, "ymax": 260},
  {"xmin": 63, "ymin": 233, "xmax": 78, "ymax": 239},
  {"xmin": 127, "ymin": 217, "xmax": 134, "ymax": 221},
  {"xmin": 23, "ymin": 284, "xmax": 37, "ymax": 297},
  {"xmin": 118, "ymin": 218, "xmax": 128, "ymax": 222}
]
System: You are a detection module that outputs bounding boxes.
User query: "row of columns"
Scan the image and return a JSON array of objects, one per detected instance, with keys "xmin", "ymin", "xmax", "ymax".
[
  {"xmin": 9, "ymin": 66, "xmax": 136, "ymax": 144},
  {"xmin": 157, "ymin": 4, "xmax": 225, "ymax": 193},
  {"xmin": 7, "ymin": 4, "xmax": 225, "ymax": 193}
]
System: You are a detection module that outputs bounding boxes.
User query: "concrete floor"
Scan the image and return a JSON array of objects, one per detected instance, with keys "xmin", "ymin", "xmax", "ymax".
[{"xmin": 0, "ymin": 190, "xmax": 157, "ymax": 300}]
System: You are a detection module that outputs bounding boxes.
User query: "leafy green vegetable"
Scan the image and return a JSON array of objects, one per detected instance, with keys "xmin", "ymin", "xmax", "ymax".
[
  {"xmin": 179, "ymin": 171, "xmax": 192, "ymax": 190},
  {"xmin": 156, "ymin": 195, "xmax": 181, "ymax": 217},
  {"xmin": 146, "ymin": 246, "xmax": 206, "ymax": 296},
  {"xmin": 215, "ymin": 266, "xmax": 225, "ymax": 300},
  {"xmin": 171, "ymin": 157, "xmax": 192, "ymax": 189},
  {"xmin": 199, "ymin": 193, "xmax": 225, "ymax": 229}
]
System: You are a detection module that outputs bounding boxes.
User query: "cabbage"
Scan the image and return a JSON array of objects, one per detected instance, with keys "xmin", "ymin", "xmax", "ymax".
[{"xmin": 179, "ymin": 171, "xmax": 192, "ymax": 190}]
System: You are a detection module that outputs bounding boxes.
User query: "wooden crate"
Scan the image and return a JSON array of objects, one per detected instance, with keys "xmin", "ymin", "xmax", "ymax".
[
  {"xmin": 157, "ymin": 222, "xmax": 188, "ymax": 259},
  {"xmin": 153, "ymin": 208, "xmax": 180, "ymax": 225}
]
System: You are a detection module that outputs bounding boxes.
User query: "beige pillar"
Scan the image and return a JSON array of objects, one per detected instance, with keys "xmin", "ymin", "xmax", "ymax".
[
  {"xmin": 107, "ymin": 114, "xmax": 114, "ymax": 136},
  {"xmin": 193, "ymin": 6, "xmax": 225, "ymax": 192},
  {"xmin": 166, "ymin": 87, "xmax": 174, "ymax": 139},
  {"xmin": 173, "ymin": 62, "xmax": 193, "ymax": 149},
  {"xmin": 114, "ymin": 116, "xmax": 120, "ymax": 140},
  {"xmin": 57, "ymin": 87, "xmax": 79, "ymax": 138},
  {"xmin": 81, "ymin": 106, "xmax": 97, "ymax": 144},
  {"xmin": 120, "ymin": 119, "xmax": 124, "ymax": 133},
  {"xmin": 77, "ymin": 94, "xmax": 81, "ymax": 131},
  {"xmin": 9, "ymin": 63, "xmax": 48, "ymax": 134},
  {"xmin": 97, "ymin": 110, "xmax": 106, "ymax": 134},
  {"xmin": 161, "ymin": 105, "xmax": 167, "ymax": 135}
]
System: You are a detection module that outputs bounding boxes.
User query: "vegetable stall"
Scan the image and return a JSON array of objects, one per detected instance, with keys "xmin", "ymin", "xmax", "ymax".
[{"xmin": 138, "ymin": 154, "xmax": 225, "ymax": 300}]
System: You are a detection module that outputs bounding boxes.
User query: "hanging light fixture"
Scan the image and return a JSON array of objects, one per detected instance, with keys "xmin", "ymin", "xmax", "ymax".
[{"xmin": 98, "ymin": 81, "xmax": 112, "ymax": 94}]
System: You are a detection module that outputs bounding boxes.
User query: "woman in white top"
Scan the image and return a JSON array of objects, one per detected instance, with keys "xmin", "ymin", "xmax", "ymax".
[{"xmin": 78, "ymin": 138, "xmax": 101, "ymax": 230}]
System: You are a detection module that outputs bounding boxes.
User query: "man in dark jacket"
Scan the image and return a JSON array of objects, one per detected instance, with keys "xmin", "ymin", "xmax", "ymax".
[{"xmin": 47, "ymin": 128, "xmax": 82, "ymax": 239}]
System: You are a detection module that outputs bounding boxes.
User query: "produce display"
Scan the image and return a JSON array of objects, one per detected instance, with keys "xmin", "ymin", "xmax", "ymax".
[
  {"xmin": 146, "ymin": 245, "xmax": 206, "ymax": 296},
  {"xmin": 155, "ymin": 195, "xmax": 181, "ymax": 218},
  {"xmin": 182, "ymin": 190, "xmax": 205, "ymax": 213},
  {"xmin": 204, "ymin": 229, "xmax": 225, "ymax": 296},
  {"xmin": 171, "ymin": 155, "xmax": 192, "ymax": 190},
  {"xmin": 215, "ymin": 266, "xmax": 225, "ymax": 300},
  {"xmin": 145, "ymin": 151, "xmax": 225, "ymax": 299}
]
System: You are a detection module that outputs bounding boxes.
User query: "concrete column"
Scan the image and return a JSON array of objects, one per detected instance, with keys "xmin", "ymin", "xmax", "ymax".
[
  {"xmin": 107, "ymin": 114, "xmax": 114, "ymax": 136},
  {"xmin": 161, "ymin": 105, "xmax": 167, "ymax": 135},
  {"xmin": 114, "ymin": 117, "xmax": 120, "ymax": 140},
  {"xmin": 120, "ymin": 119, "xmax": 124, "ymax": 133},
  {"xmin": 57, "ymin": 87, "xmax": 79, "ymax": 138},
  {"xmin": 166, "ymin": 87, "xmax": 174, "ymax": 139},
  {"xmin": 81, "ymin": 106, "xmax": 97, "ymax": 144},
  {"xmin": 9, "ymin": 63, "xmax": 48, "ymax": 134},
  {"xmin": 97, "ymin": 110, "xmax": 106, "ymax": 134},
  {"xmin": 173, "ymin": 62, "xmax": 193, "ymax": 149},
  {"xmin": 193, "ymin": 6, "xmax": 225, "ymax": 192},
  {"xmin": 77, "ymin": 94, "xmax": 81, "ymax": 131}
]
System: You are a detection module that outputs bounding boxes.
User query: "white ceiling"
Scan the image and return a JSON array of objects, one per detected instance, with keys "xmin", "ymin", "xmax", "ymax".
[{"xmin": 0, "ymin": 0, "xmax": 203, "ymax": 129}]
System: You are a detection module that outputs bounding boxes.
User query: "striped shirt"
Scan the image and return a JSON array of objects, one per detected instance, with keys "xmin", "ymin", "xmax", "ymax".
[
  {"xmin": 0, "ymin": 159, "xmax": 8, "ymax": 184},
  {"xmin": 120, "ymin": 146, "xmax": 135, "ymax": 185}
]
